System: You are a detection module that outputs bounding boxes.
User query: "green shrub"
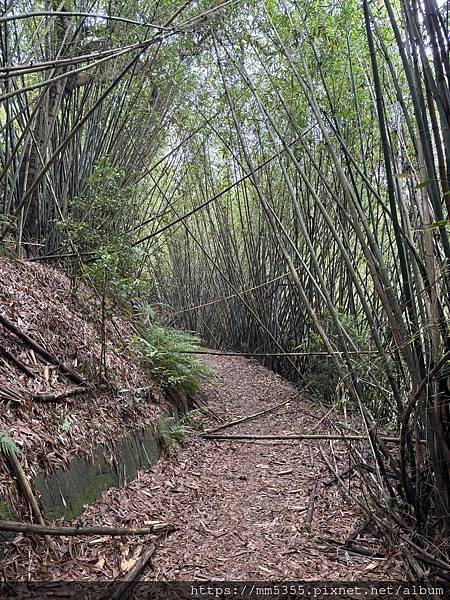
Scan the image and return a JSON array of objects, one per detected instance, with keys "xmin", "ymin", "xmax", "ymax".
[
  {"xmin": 134, "ymin": 325, "xmax": 211, "ymax": 395},
  {"xmin": 58, "ymin": 158, "xmax": 153, "ymax": 306},
  {"xmin": 156, "ymin": 414, "xmax": 191, "ymax": 451}
]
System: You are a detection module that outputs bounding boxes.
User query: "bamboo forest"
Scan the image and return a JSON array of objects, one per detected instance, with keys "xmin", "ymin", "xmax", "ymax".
[{"xmin": 0, "ymin": 0, "xmax": 449, "ymax": 594}]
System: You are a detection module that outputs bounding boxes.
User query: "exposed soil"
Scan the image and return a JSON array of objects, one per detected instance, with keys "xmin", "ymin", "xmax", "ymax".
[{"xmin": 2, "ymin": 354, "xmax": 402, "ymax": 581}]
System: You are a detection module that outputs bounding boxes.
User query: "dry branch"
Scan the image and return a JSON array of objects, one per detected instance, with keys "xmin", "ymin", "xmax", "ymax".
[
  {"xmin": 111, "ymin": 544, "xmax": 156, "ymax": 600},
  {"xmin": 0, "ymin": 344, "xmax": 35, "ymax": 378},
  {"xmin": 0, "ymin": 314, "xmax": 85, "ymax": 385},
  {"xmin": 33, "ymin": 386, "xmax": 87, "ymax": 403},
  {"xmin": 0, "ymin": 520, "xmax": 173, "ymax": 537}
]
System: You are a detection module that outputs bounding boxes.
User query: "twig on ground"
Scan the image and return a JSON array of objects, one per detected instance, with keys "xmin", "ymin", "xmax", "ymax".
[
  {"xmin": 0, "ymin": 313, "xmax": 85, "ymax": 385},
  {"xmin": 305, "ymin": 481, "xmax": 317, "ymax": 531}
]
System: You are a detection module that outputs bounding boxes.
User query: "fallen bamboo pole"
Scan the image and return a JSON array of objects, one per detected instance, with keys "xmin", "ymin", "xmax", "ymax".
[
  {"xmin": 205, "ymin": 394, "xmax": 299, "ymax": 434},
  {"xmin": 319, "ymin": 448, "xmax": 450, "ymax": 573},
  {"xmin": 4, "ymin": 452, "xmax": 45, "ymax": 526},
  {"xmin": 169, "ymin": 350, "xmax": 377, "ymax": 357},
  {"xmin": 201, "ymin": 433, "xmax": 402, "ymax": 442},
  {"xmin": 0, "ymin": 314, "xmax": 85, "ymax": 385},
  {"xmin": 111, "ymin": 544, "xmax": 156, "ymax": 600},
  {"xmin": 0, "ymin": 344, "xmax": 35, "ymax": 378},
  {"xmin": 0, "ymin": 520, "xmax": 173, "ymax": 537}
]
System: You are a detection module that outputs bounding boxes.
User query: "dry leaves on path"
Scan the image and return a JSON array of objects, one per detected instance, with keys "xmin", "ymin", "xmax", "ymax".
[{"xmin": 3, "ymin": 354, "xmax": 403, "ymax": 581}]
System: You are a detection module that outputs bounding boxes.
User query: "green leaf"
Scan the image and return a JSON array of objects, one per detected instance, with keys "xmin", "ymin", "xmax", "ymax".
[
  {"xmin": 0, "ymin": 432, "xmax": 20, "ymax": 457},
  {"xmin": 415, "ymin": 179, "xmax": 434, "ymax": 189},
  {"xmin": 426, "ymin": 219, "xmax": 449, "ymax": 230}
]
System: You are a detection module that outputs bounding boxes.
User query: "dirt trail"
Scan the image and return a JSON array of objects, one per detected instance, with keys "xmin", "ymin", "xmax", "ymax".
[{"xmin": 3, "ymin": 355, "xmax": 402, "ymax": 580}]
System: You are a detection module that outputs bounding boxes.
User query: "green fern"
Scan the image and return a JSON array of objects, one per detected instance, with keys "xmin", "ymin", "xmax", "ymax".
[
  {"xmin": 157, "ymin": 415, "xmax": 190, "ymax": 451},
  {"xmin": 0, "ymin": 431, "xmax": 20, "ymax": 457},
  {"xmin": 134, "ymin": 324, "xmax": 212, "ymax": 395}
]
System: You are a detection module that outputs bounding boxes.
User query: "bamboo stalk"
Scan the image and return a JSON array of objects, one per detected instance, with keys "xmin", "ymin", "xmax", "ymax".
[
  {"xmin": 0, "ymin": 520, "xmax": 173, "ymax": 537},
  {"xmin": 202, "ymin": 434, "xmax": 402, "ymax": 442},
  {"xmin": 4, "ymin": 453, "xmax": 45, "ymax": 526}
]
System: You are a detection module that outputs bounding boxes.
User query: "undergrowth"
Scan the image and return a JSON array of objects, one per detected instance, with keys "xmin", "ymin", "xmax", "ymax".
[
  {"xmin": 298, "ymin": 311, "xmax": 391, "ymax": 420},
  {"xmin": 134, "ymin": 324, "xmax": 211, "ymax": 395},
  {"xmin": 0, "ymin": 431, "xmax": 20, "ymax": 457},
  {"xmin": 157, "ymin": 410, "xmax": 201, "ymax": 451}
]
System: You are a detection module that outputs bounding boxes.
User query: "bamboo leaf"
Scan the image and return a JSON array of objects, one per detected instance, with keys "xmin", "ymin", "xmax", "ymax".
[{"xmin": 415, "ymin": 179, "xmax": 434, "ymax": 189}]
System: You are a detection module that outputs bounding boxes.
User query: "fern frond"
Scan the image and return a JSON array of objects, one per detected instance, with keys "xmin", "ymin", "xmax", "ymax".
[
  {"xmin": 135, "ymin": 324, "xmax": 212, "ymax": 394},
  {"xmin": 0, "ymin": 431, "xmax": 20, "ymax": 457},
  {"xmin": 157, "ymin": 414, "xmax": 190, "ymax": 450}
]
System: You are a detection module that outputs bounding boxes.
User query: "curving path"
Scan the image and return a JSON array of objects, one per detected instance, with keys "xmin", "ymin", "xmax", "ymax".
[{"xmin": 3, "ymin": 354, "xmax": 401, "ymax": 581}]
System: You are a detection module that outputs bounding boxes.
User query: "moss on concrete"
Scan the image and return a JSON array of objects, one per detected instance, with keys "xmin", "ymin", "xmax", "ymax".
[{"xmin": 33, "ymin": 425, "xmax": 161, "ymax": 521}]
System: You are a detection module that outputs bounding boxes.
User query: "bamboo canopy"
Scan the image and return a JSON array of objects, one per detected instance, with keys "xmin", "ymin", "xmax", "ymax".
[{"xmin": 0, "ymin": 0, "xmax": 449, "ymax": 579}]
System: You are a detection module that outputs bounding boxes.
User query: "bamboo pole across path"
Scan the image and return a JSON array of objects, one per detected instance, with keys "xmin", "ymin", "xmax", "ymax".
[{"xmin": 0, "ymin": 520, "xmax": 174, "ymax": 537}]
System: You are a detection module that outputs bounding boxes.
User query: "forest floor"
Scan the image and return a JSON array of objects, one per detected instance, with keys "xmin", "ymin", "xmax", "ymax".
[{"xmin": 3, "ymin": 354, "xmax": 403, "ymax": 581}]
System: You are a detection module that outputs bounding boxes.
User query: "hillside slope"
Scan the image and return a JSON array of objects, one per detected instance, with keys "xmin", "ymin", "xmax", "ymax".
[{"xmin": 0, "ymin": 257, "xmax": 166, "ymax": 512}]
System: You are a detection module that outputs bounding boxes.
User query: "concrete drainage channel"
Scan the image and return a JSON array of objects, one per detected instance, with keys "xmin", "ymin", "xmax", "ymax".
[
  {"xmin": 34, "ymin": 425, "xmax": 161, "ymax": 521},
  {"xmin": 0, "ymin": 391, "xmax": 191, "ymax": 556}
]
